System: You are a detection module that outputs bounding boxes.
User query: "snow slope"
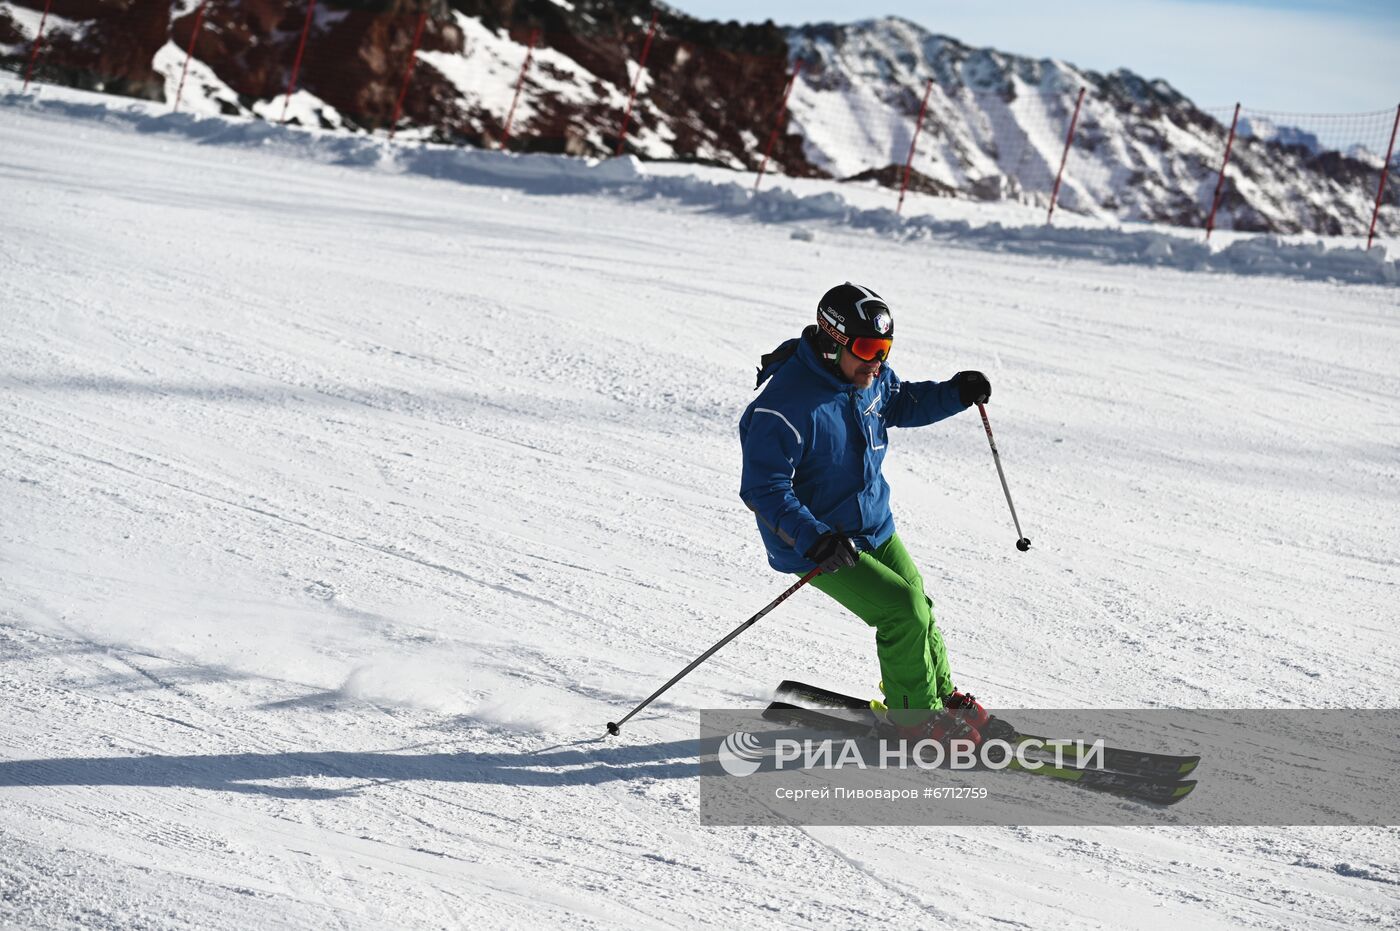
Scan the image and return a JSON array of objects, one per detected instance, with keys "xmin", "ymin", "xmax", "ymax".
[
  {"xmin": 2, "ymin": 86, "xmax": 1400, "ymax": 929},
  {"xmin": 5, "ymin": 82, "xmax": 1397, "ymax": 283}
]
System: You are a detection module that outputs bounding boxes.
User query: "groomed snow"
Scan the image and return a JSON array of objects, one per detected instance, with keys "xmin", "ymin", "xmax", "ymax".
[
  {"xmin": 4, "ymin": 81, "xmax": 1396, "ymax": 284},
  {"xmin": 2, "ymin": 83, "xmax": 1399, "ymax": 929}
]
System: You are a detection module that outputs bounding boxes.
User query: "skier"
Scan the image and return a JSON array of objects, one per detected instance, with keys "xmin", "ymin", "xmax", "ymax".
[{"xmin": 739, "ymin": 283, "xmax": 992, "ymax": 744}]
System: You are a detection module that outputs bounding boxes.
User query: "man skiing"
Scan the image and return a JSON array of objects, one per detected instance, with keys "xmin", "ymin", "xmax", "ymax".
[{"xmin": 739, "ymin": 283, "xmax": 992, "ymax": 744}]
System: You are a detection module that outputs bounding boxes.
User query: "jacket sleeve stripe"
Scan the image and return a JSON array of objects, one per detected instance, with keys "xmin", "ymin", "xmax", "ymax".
[{"xmin": 753, "ymin": 407, "xmax": 802, "ymax": 445}]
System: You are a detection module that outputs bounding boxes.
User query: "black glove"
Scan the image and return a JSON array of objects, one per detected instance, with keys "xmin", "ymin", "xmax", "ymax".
[
  {"xmin": 951, "ymin": 370, "xmax": 991, "ymax": 407},
  {"xmin": 805, "ymin": 532, "xmax": 859, "ymax": 574}
]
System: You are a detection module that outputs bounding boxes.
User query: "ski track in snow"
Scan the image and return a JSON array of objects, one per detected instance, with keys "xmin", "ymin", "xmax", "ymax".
[{"xmin": 2, "ymin": 92, "xmax": 1399, "ymax": 930}]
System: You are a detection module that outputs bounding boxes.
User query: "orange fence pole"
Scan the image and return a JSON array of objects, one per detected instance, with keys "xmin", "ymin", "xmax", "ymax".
[
  {"xmin": 389, "ymin": 11, "xmax": 428, "ymax": 139},
  {"xmin": 896, "ymin": 79, "xmax": 934, "ymax": 215},
  {"xmin": 1046, "ymin": 86, "xmax": 1086, "ymax": 225},
  {"xmin": 1205, "ymin": 102, "xmax": 1241, "ymax": 241},
  {"xmin": 501, "ymin": 28, "xmax": 539, "ymax": 149},
  {"xmin": 614, "ymin": 12, "xmax": 659, "ymax": 157},
  {"xmin": 1365, "ymin": 104, "xmax": 1400, "ymax": 251},
  {"xmin": 21, "ymin": 0, "xmax": 54, "ymax": 93},
  {"xmin": 280, "ymin": 0, "xmax": 318, "ymax": 125},
  {"xmin": 754, "ymin": 61, "xmax": 802, "ymax": 192}
]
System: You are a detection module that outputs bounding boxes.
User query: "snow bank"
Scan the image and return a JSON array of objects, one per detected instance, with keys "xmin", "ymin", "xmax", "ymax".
[{"xmin": 4, "ymin": 88, "xmax": 1395, "ymax": 286}]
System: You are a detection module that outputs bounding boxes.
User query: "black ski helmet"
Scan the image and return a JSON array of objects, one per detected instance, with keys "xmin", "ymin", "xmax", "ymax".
[{"xmin": 815, "ymin": 282, "xmax": 893, "ymax": 361}]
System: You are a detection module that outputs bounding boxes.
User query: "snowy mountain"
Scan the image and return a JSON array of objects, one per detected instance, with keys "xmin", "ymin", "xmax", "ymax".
[
  {"xmin": 783, "ymin": 18, "xmax": 1393, "ymax": 235},
  {"xmin": 1238, "ymin": 116, "xmax": 1324, "ymax": 155},
  {"xmin": 1, "ymin": 0, "xmax": 1394, "ymax": 235}
]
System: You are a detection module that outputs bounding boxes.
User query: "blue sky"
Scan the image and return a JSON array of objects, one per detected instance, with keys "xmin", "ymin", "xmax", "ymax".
[{"xmin": 670, "ymin": 0, "xmax": 1398, "ymax": 116}]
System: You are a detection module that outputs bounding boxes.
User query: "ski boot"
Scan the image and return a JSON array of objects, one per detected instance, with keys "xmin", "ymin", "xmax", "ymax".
[
  {"xmin": 873, "ymin": 682, "xmax": 989, "ymax": 729},
  {"xmin": 873, "ymin": 681, "xmax": 984, "ymax": 748},
  {"xmin": 894, "ymin": 709, "xmax": 983, "ymax": 749},
  {"xmin": 944, "ymin": 690, "xmax": 1019, "ymax": 744},
  {"xmin": 940, "ymin": 690, "xmax": 990, "ymax": 730}
]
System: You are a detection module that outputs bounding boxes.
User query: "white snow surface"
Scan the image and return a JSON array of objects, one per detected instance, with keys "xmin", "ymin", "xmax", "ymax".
[
  {"xmin": 3, "ymin": 81, "xmax": 1397, "ymax": 283},
  {"xmin": 3, "ymin": 83, "xmax": 1400, "ymax": 930}
]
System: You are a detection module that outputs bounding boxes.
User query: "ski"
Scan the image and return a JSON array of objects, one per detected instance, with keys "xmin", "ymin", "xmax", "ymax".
[
  {"xmin": 760, "ymin": 700, "xmax": 1197, "ymax": 806},
  {"xmin": 773, "ymin": 679, "xmax": 1201, "ymax": 782}
]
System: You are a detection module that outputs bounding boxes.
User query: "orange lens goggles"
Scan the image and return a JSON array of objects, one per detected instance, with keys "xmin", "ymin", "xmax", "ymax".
[{"xmin": 847, "ymin": 336, "xmax": 893, "ymax": 362}]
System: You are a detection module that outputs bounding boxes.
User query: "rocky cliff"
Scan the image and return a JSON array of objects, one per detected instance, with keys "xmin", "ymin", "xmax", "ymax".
[{"xmin": 2, "ymin": 1, "xmax": 1394, "ymax": 234}]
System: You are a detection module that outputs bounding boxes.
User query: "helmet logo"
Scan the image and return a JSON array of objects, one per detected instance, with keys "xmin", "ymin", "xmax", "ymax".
[
  {"xmin": 873, "ymin": 311, "xmax": 892, "ymax": 335},
  {"xmin": 818, "ymin": 308, "xmax": 849, "ymax": 345}
]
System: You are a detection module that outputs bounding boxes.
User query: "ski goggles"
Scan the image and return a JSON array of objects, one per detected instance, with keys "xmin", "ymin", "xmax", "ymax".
[{"xmin": 845, "ymin": 336, "xmax": 893, "ymax": 362}]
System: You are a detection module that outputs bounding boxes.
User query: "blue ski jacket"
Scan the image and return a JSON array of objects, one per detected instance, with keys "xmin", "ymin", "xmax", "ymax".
[{"xmin": 739, "ymin": 332, "xmax": 968, "ymax": 573}]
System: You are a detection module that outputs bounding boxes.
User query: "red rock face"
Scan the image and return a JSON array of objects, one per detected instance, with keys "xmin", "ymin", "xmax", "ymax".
[
  {"xmin": 304, "ymin": 8, "xmax": 469, "ymax": 131},
  {"xmin": 608, "ymin": 33, "xmax": 811, "ymax": 173},
  {"xmin": 11, "ymin": 0, "xmax": 172, "ymax": 98},
  {"xmin": 4, "ymin": 0, "xmax": 804, "ymax": 164},
  {"xmin": 1, "ymin": 8, "xmax": 25, "ymax": 45},
  {"xmin": 7, "ymin": 0, "xmax": 463, "ymax": 129}
]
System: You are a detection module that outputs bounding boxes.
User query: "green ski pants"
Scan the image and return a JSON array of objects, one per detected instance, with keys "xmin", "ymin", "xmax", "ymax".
[{"xmin": 808, "ymin": 533, "xmax": 953, "ymax": 716}]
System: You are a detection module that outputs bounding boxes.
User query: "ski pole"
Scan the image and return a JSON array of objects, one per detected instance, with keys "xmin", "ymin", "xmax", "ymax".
[
  {"xmin": 605, "ymin": 567, "xmax": 821, "ymax": 737},
  {"xmin": 976, "ymin": 402, "xmax": 1031, "ymax": 552}
]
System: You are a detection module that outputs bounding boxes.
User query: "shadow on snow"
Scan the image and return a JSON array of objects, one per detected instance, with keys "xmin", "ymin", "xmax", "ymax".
[{"xmin": 0, "ymin": 735, "xmax": 724, "ymax": 800}]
